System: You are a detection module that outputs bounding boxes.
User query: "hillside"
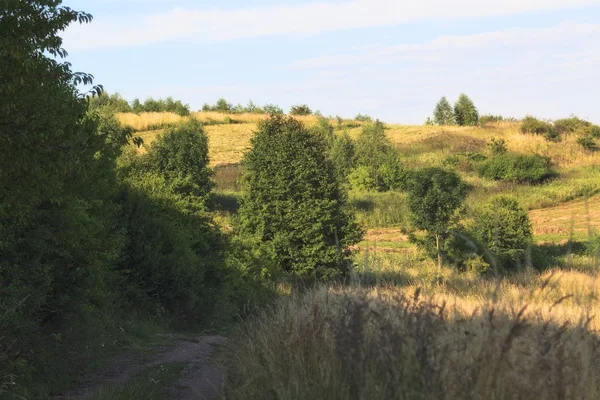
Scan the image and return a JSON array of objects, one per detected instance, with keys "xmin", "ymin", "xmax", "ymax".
[{"xmin": 119, "ymin": 112, "xmax": 600, "ymax": 247}]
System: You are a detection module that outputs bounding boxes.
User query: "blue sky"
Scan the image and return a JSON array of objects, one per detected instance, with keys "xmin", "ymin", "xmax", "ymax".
[{"xmin": 62, "ymin": 0, "xmax": 600, "ymax": 123}]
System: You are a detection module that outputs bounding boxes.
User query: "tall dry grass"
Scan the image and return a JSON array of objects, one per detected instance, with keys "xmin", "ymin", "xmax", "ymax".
[
  {"xmin": 225, "ymin": 281, "xmax": 600, "ymax": 400},
  {"xmin": 224, "ymin": 249, "xmax": 600, "ymax": 400}
]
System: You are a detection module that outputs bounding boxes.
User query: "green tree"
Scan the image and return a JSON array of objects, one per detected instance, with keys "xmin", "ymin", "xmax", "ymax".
[
  {"xmin": 433, "ymin": 96, "xmax": 454, "ymax": 125},
  {"xmin": 0, "ymin": 1, "xmax": 133, "ymax": 391},
  {"xmin": 354, "ymin": 121, "xmax": 404, "ymax": 191},
  {"xmin": 330, "ymin": 133, "xmax": 356, "ymax": 180},
  {"xmin": 474, "ymin": 196, "xmax": 532, "ymax": 270},
  {"xmin": 149, "ymin": 119, "xmax": 213, "ymax": 199},
  {"xmin": 405, "ymin": 168, "xmax": 468, "ymax": 270},
  {"xmin": 290, "ymin": 104, "xmax": 312, "ymax": 116},
  {"xmin": 239, "ymin": 115, "xmax": 362, "ymax": 279},
  {"xmin": 453, "ymin": 94, "xmax": 479, "ymax": 126}
]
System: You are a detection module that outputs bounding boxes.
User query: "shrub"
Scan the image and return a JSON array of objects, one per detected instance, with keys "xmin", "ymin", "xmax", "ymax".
[
  {"xmin": 354, "ymin": 121, "xmax": 405, "ymax": 191},
  {"xmin": 488, "ymin": 137, "xmax": 508, "ymax": 155},
  {"xmin": 239, "ymin": 115, "xmax": 363, "ymax": 279},
  {"xmin": 348, "ymin": 166, "xmax": 377, "ymax": 191},
  {"xmin": 478, "ymin": 153, "xmax": 553, "ymax": 183},
  {"xmin": 355, "ymin": 114, "xmax": 372, "ymax": 122},
  {"xmin": 480, "ymin": 114, "xmax": 505, "ymax": 124},
  {"xmin": 553, "ymin": 116, "xmax": 592, "ymax": 135},
  {"xmin": 290, "ymin": 104, "xmax": 313, "ymax": 116},
  {"xmin": 577, "ymin": 134, "xmax": 598, "ymax": 151},
  {"xmin": 453, "ymin": 94, "xmax": 479, "ymax": 126},
  {"xmin": 433, "ymin": 96, "xmax": 454, "ymax": 125},
  {"xmin": 330, "ymin": 133, "xmax": 356, "ymax": 180},
  {"xmin": 263, "ymin": 104, "xmax": 284, "ymax": 115},
  {"xmin": 520, "ymin": 115, "xmax": 560, "ymax": 141},
  {"xmin": 474, "ymin": 196, "xmax": 533, "ymax": 270},
  {"xmin": 88, "ymin": 92, "xmax": 132, "ymax": 113}
]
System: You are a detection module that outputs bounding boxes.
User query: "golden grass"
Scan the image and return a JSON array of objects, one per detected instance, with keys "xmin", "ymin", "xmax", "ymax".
[
  {"xmin": 225, "ymin": 255, "xmax": 600, "ymax": 399},
  {"xmin": 530, "ymin": 195, "xmax": 600, "ymax": 237},
  {"xmin": 117, "ymin": 112, "xmax": 342, "ymax": 132}
]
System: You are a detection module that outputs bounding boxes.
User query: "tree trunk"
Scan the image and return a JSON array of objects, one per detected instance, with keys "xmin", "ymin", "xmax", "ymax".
[{"xmin": 436, "ymin": 234, "xmax": 442, "ymax": 275}]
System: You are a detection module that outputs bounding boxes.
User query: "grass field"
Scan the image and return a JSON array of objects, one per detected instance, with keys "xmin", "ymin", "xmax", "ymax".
[{"xmin": 225, "ymin": 254, "xmax": 600, "ymax": 400}]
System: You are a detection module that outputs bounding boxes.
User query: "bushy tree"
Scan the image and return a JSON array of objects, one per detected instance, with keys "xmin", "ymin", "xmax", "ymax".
[
  {"xmin": 239, "ymin": 115, "xmax": 362, "ymax": 279},
  {"xmin": 433, "ymin": 96, "xmax": 454, "ymax": 125},
  {"xmin": 405, "ymin": 168, "xmax": 468, "ymax": 269},
  {"xmin": 330, "ymin": 133, "xmax": 356, "ymax": 180},
  {"xmin": 88, "ymin": 91, "xmax": 132, "ymax": 113},
  {"xmin": 149, "ymin": 119, "xmax": 213, "ymax": 199},
  {"xmin": 290, "ymin": 104, "xmax": 312, "ymax": 116},
  {"xmin": 453, "ymin": 94, "xmax": 479, "ymax": 126},
  {"xmin": 474, "ymin": 196, "xmax": 532, "ymax": 270},
  {"xmin": 353, "ymin": 121, "xmax": 404, "ymax": 191},
  {"xmin": 0, "ymin": 1, "xmax": 135, "ymax": 392}
]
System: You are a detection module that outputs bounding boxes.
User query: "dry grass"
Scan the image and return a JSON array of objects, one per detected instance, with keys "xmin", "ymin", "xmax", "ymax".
[
  {"xmin": 117, "ymin": 112, "xmax": 344, "ymax": 132},
  {"xmin": 530, "ymin": 195, "xmax": 600, "ymax": 237},
  {"xmin": 225, "ymin": 255, "xmax": 600, "ymax": 399}
]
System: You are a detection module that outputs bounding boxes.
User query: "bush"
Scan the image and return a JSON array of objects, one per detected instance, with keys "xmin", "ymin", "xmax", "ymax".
[
  {"xmin": 480, "ymin": 114, "xmax": 505, "ymax": 124},
  {"xmin": 488, "ymin": 137, "xmax": 508, "ymax": 155},
  {"xmin": 453, "ymin": 94, "xmax": 479, "ymax": 126},
  {"xmin": 329, "ymin": 133, "xmax": 356, "ymax": 180},
  {"xmin": 520, "ymin": 116, "xmax": 560, "ymax": 141},
  {"xmin": 239, "ymin": 115, "xmax": 363, "ymax": 279},
  {"xmin": 353, "ymin": 121, "xmax": 405, "ymax": 191},
  {"xmin": 355, "ymin": 114, "xmax": 372, "ymax": 122},
  {"xmin": 478, "ymin": 153, "xmax": 553, "ymax": 183},
  {"xmin": 577, "ymin": 134, "xmax": 598, "ymax": 151},
  {"xmin": 553, "ymin": 116, "xmax": 593, "ymax": 135},
  {"xmin": 290, "ymin": 104, "xmax": 313, "ymax": 116},
  {"xmin": 474, "ymin": 196, "xmax": 533, "ymax": 270}
]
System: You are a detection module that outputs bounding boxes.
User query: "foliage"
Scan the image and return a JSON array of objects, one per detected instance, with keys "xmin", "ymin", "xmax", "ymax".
[
  {"xmin": 405, "ymin": 168, "xmax": 468, "ymax": 268},
  {"xmin": 289, "ymin": 104, "xmax": 313, "ymax": 116},
  {"xmin": 478, "ymin": 153, "xmax": 553, "ymax": 183},
  {"xmin": 238, "ymin": 115, "xmax": 363, "ymax": 279},
  {"xmin": 433, "ymin": 96, "xmax": 454, "ymax": 125},
  {"xmin": 0, "ymin": 1, "xmax": 135, "ymax": 394},
  {"xmin": 577, "ymin": 134, "xmax": 598, "ymax": 151},
  {"xmin": 479, "ymin": 114, "xmax": 505, "ymax": 124},
  {"xmin": 89, "ymin": 92, "xmax": 133, "ymax": 113},
  {"xmin": 263, "ymin": 104, "xmax": 284, "ymax": 115},
  {"xmin": 474, "ymin": 196, "xmax": 533, "ymax": 270},
  {"xmin": 553, "ymin": 116, "xmax": 593, "ymax": 135},
  {"xmin": 453, "ymin": 94, "xmax": 479, "ymax": 126},
  {"xmin": 520, "ymin": 115, "xmax": 560, "ymax": 141},
  {"xmin": 148, "ymin": 119, "xmax": 213, "ymax": 199},
  {"xmin": 488, "ymin": 137, "xmax": 508, "ymax": 155},
  {"xmin": 353, "ymin": 121, "xmax": 405, "ymax": 191},
  {"xmin": 355, "ymin": 114, "xmax": 372, "ymax": 122},
  {"xmin": 330, "ymin": 133, "xmax": 356, "ymax": 180},
  {"xmin": 128, "ymin": 96, "xmax": 190, "ymax": 116}
]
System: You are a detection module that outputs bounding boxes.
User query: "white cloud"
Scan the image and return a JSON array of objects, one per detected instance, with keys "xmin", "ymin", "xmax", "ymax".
[
  {"xmin": 287, "ymin": 21, "xmax": 600, "ymax": 69},
  {"xmin": 63, "ymin": 0, "xmax": 600, "ymax": 49}
]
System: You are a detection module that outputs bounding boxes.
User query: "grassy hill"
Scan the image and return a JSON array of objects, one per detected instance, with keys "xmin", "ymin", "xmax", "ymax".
[{"xmin": 119, "ymin": 112, "xmax": 600, "ymax": 248}]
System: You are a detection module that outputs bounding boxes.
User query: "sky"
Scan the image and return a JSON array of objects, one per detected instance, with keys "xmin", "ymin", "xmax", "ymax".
[{"xmin": 62, "ymin": 0, "xmax": 600, "ymax": 124}]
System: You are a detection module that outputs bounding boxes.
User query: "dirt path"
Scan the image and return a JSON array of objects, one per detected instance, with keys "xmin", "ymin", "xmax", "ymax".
[{"xmin": 55, "ymin": 334, "xmax": 225, "ymax": 400}]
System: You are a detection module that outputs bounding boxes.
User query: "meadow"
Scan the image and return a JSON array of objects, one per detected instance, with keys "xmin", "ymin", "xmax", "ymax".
[{"xmin": 113, "ymin": 111, "xmax": 600, "ymax": 399}]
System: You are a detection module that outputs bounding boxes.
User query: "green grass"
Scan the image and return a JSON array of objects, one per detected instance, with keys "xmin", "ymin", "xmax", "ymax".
[
  {"xmin": 349, "ymin": 191, "xmax": 408, "ymax": 228},
  {"xmin": 86, "ymin": 361, "xmax": 187, "ymax": 400}
]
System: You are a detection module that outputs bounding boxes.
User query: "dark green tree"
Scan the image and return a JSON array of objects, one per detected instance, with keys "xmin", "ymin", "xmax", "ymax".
[
  {"xmin": 433, "ymin": 96, "xmax": 454, "ymax": 125},
  {"xmin": 239, "ymin": 115, "xmax": 363, "ymax": 279},
  {"xmin": 405, "ymin": 168, "xmax": 468, "ymax": 270},
  {"xmin": 330, "ymin": 133, "xmax": 356, "ymax": 180},
  {"xmin": 453, "ymin": 94, "xmax": 479, "ymax": 126},
  {"xmin": 0, "ymin": 1, "xmax": 133, "ymax": 391},
  {"xmin": 149, "ymin": 119, "xmax": 213, "ymax": 199},
  {"xmin": 474, "ymin": 196, "xmax": 532, "ymax": 270}
]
